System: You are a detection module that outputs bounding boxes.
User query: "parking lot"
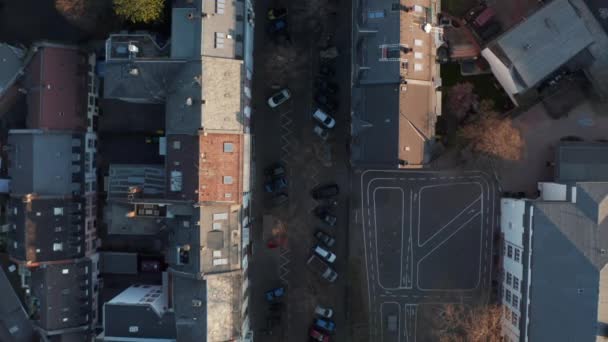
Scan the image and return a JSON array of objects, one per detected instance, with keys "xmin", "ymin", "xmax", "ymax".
[
  {"xmin": 353, "ymin": 169, "xmax": 497, "ymax": 341},
  {"xmin": 248, "ymin": 0, "xmax": 352, "ymax": 340}
]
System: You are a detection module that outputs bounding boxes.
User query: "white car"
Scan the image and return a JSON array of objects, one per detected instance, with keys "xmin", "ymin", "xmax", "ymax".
[
  {"xmin": 313, "ymin": 125, "xmax": 329, "ymax": 141},
  {"xmin": 312, "ymin": 109, "xmax": 336, "ymax": 129},
  {"xmin": 314, "ymin": 305, "xmax": 334, "ymax": 319},
  {"xmin": 313, "ymin": 245, "xmax": 336, "ymax": 263},
  {"xmin": 267, "ymin": 89, "xmax": 291, "ymax": 108}
]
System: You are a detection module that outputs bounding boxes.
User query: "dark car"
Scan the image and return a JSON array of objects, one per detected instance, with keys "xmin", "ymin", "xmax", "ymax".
[
  {"xmin": 315, "ymin": 78, "xmax": 339, "ymax": 94},
  {"xmin": 268, "ymin": 18, "xmax": 287, "ymax": 33},
  {"xmin": 264, "ymin": 177, "xmax": 287, "ymax": 192},
  {"xmin": 319, "ymin": 64, "xmax": 335, "ymax": 77},
  {"xmin": 314, "ymin": 206, "xmax": 337, "ymax": 226},
  {"xmin": 315, "ymin": 230, "xmax": 336, "ymax": 247},
  {"xmin": 312, "ymin": 184, "xmax": 339, "ymax": 199},
  {"xmin": 271, "ymin": 193, "xmax": 289, "ymax": 207},
  {"xmin": 314, "ymin": 93, "xmax": 338, "ymax": 112}
]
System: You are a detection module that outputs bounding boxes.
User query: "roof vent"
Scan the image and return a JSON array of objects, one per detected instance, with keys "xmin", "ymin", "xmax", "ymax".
[
  {"xmin": 523, "ymin": 43, "xmax": 532, "ymax": 51},
  {"xmin": 129, "ymin": 67, "xmax": 139, "ymax": 76},
  {"xmin": 128, "ymin": 43, "xmax": 139, "ymax": 54},
  {"xmin": 186, "ymin": 97, "xmax": 193, "ymax": 106},
  {"xmin": 578, "ymin": 288, "xmax": 584, "ymax": 294}
]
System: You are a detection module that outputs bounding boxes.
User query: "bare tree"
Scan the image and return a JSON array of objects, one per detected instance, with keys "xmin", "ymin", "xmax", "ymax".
[
  {"xmin": 434, "ymin": 303, "xmax": 502, "ymax": 342},
  {"xmin": 447, "ymin": 82, "xmax": 478, "ymax": 121},
  {"xmin": 459, "ymin": 110, "xmax": 523, "ymax": 161}
]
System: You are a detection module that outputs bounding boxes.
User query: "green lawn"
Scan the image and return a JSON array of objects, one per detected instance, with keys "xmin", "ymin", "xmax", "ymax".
[
  {"xmin": 441, "ymin": 63, "xmax": 512, "ymax": 111},
  {"xmin": 442, "ymin": 0, "xmax": 477, "ymax": 17}
]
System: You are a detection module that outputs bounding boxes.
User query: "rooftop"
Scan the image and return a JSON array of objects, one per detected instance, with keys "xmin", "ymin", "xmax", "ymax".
[
  {"xmin": 198, "ymin": 133, "xmax": 242, "ymax": 204},
  {"xmin": 200, "ymin": 0, "xmax": 244, "ymax": 59},
  {"xmin": 172, "ymin": 275, "xmax": 206, "ymax": 341},
  {"xmin": 107, "ymin": 164, "xmax": 166, "ymax": 199},
  {"xmin": 104, "ymin": 284, "xmax": 176, "ymax": 341},
  {"xmin": 99, "ymin": 252, "xmax": 138, "ymax": 275},
  {"xmin": 206, "ymin": 272, "xmax": 242, "ymax": 341},
  {"xmin": 30, "ymin": 260, "xmax": 92, "ymax": 332},
  {"xmin": 7, "ymin": 196, "xmax": 86, "ymax": 264},
  {"xmin": 24, "ymin": 45, "xmax": 87, "ymax": 131},
  {"xmin": 165, "ymin": 135, "xmax": 199, "ymax": 202},
  {"xmin": 104, "ymin": 201, "xmax": 168, "ymax": 235},
  {"xmin": 165, "ymin": 61, "xmax": 203, "ymax": 135},
  {"xmin": 485, "ymin": 0, "xmax": 594, "ymax": 89},
  {"xmin": 105, "ymin": 33, "xmax": 170, "ymax": 61},
  {"xmin": 201, "ymin": 57, "xmax": 244, "ymax": 132},
  {"xmin": 0, "ymin": 43, "xmax": 25, "ymax": 95},
  {"xmin": 0, "ymin": 266, "xmax": 35, "ymax": 342},
  {"xmin": 171, "ymin": 8, "xmax": 202, "ymax": 59},
  {"xmin": 555, "ymin": 142, "xmax": 608, "ymax": 183},
  {"xmin": 8, "ymin": 130, "xmax": 85, "ymax": 197}
]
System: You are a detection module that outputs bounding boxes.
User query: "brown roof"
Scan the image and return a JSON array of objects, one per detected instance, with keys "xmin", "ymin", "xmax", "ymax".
[
  {"xmin": 198, "ymin": 133, "xmax": 242, "ymax": 204},
  {"xmin": 25, "ymin": 46, "xmax": 87, "ymax": 131}
]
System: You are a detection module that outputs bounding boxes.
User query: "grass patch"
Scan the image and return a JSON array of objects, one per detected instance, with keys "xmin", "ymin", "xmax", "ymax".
[
  {"xmin": 441, "ymin": 63, "xmax": 512, "ymax": 111},
  {"xmin": 442, "ymin": 0, "xmax": 477, "ymax": 17}
]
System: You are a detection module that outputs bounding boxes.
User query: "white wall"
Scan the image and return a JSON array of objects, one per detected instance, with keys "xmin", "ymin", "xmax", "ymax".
[{"xmin": 501, "ymin": 198, "xmax": 527, "ymax": 342}]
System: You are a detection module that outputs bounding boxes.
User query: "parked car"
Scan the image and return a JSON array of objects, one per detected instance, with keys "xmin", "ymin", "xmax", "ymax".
[
  {"xmin": 307, "ymin": 255, "xmax": 338, "ymax": 282},
  {"xmin": 314, "ymin": 230, "xmax": 336, "ymax": 247},
  {"xmin": 267, "ymin": 88, "xmax": 291, "ymax": 108},
  {"xmin": 310, "ymin": 328, "xmax": 330, "ymax": 342},
  {"xmin": 314, "ymin": 93, "xmax": 338, "ymax": 112},
  {"xmin": 314, "ymin": 318, "xmax": 336, "ymax": 333},
  {"xmin": 267, "ymin": 7, "xmax": 287, "ymax": 20},
  {"xmin": 313, "ymin": 245, "xmax": 336, "ymax": 263},
  {"xmin": 314, "ymin": 305, "xmax": 334, "ymax": 318},
  {"xmin": 265, "ymin": 287, "xmax": 285, "ymax": 302},
  {"xmin": 319, "ymin": 64, "xmax": 335, "ymax": 77},
  {"xmin": 312, "ymin": 109, "xmax": 336, "ymax": 129},
  {"xmin": 313, "ymin": 125, "xmax": 329, "ymax": 141},
  {"xmin": 315, "ymin": 78, "xmax": 339, "ymax": 94},
  {"xmin": 267, "ymin": 18, "xmax": 287, "ymax": 34},
  {"xmin": 264, "ymin": 177, "xmax": 287, "ymax": 192},
  {"xmin": 271, "ymin": 193, "xmax": 289, "ymax": 207},
  {"xmin": 312, "ymin": 183, "xmax": 339, "ymax": 199},
  {"xmin": 314, "ymin": 206, "xmax": 337, "ymax": 226}
]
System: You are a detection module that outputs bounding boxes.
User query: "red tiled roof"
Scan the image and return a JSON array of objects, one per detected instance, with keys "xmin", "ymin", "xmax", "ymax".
[
  {"xmin": 198, "ymin": 133, "xmax": 242, "ymax": 204},
  {"xmin": 25, "ymin": 46, "xmax": 87, "ymax": 131}
]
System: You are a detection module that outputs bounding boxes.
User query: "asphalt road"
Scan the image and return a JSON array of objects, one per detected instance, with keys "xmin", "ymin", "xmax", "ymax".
[
  {"xmin": 248, "ymin": 0, "xmax": 352, "ymax": 340},
  {"xmin": 354, "ymin": 169, "xmax": 497, "ymax": 342}
]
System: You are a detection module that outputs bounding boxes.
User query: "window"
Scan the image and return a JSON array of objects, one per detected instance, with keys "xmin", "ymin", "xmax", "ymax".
[
  {"xmin": 62, "ymin": 317, "xmax": 69, "ymax": 323},
  {"xmin": 62, "ymin": 268, "xmax": 69, "ymax": 274},
  {"xmin": 215, "ymin": 0, "xmax": 225, "ymax": 14},
  {"xmin": 129, "ymin": 326, "xmax": 139, "ymax": 333},
  {"xmin": 506, "ymin": 272, "xmax": 512, "ymax": 286},
  {"xmin": 504, "ymin": 306, "xmax": 511, "ymax": 320},
  {"xmin": 513, "ymin": 277, "xmax": 520, "ymax": 291},
  {"xmin": 513, "ymin": 295, "xmax": 519, "ymax": 309},
  {"xmin": 368, "ymin": 10, "xmax": 385, "ymax": 18},
  {"xmin": 505, "ymin": 289, "xmax": 511, "ymax": 303},
  {"xmin": 54, "ymin": 207, "xmax": 64, "ymax": 216},
  {"xmin": 55, "ymin": 227, "xmax": 63, "ymax": 233},
  {"xmin": 507, "ymin": 245, "xmax": 513, "ymax": 258},
  {"xmin": 223, "ymin": 142, "xmax": 234, "ymax": 153},
  {"xmin": 512, "ymin": 312, "xmax": 519, "ymax": 326},
  {"xmin": 514, "ymin": 248, "xmax": 521, "ymax": 262},
  {"xmin": 215, "ymin": 32, "xmax": 226, "ymax": 48},
  {"xmin": 223, "ymin": 176, "xmax": 233, "ymax": 184},
  {"xmin": 173, "ymin": 141, "xmax": 181, "ymax": 150},
  {"xmin": 53, "ymin": 243, "xmax": 63, "ymax": 251},
  {"xmin": 503, "ymin": 242, "xmax": 506, "ymax": 256}
]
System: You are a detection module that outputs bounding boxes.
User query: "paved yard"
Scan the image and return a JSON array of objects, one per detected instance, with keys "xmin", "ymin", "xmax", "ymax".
[
  {"xmin": 496, "ymin": 100, "xmax": 608, "ymax": 193},
  {"xmin": 354, "ymin": 169, "xmax": 497, "ymax": 342}
]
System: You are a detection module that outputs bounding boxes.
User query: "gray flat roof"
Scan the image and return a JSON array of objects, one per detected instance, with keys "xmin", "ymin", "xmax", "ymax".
[
  {"xmin": 165, "ymin": 61, "xmax": 203, "ymax": 135},
  {"xmin": 173, "ymin": 276, "xmax": 206, "ymax": 341},
  {"xmin": 495, "ymin": 0, "xmax": 593, "ymax": 87},
  {"xmin": 0, "ymin": 43, "xmax": 24, "ymax": 94},
  {"xmin": 556, "ymin": 143, "xmax": 608, "ymax": 182},
  {"xmin": 528, "ymin": 197, "xmax": 608, "ymax": 341},
  {"xmin": 351, "ymin": 84, "xmax": 399, "ymax": 165},
  {"xmin": 8, "ymin": 130, "xmax": 81, "ymax": 196},
  {"xmin": 100, "ymin": 252, "xmax": 139, "ymax": 275},
  {"xmin": 0, "ymin": 267, "xmax": 35, "ymax": 342},
  {"xmin": 171, "ymin": 8, "xmax": 202, "ymax": 59}
]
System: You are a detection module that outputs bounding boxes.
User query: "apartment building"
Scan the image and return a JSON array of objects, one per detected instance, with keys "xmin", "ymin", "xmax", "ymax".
[
  {"xmin": 99, "ymin": 0, "xmax": 255, "ymax": 339},
  {"xmin": 500, "ymin": 142, "xmax": 608, "ymax": 342}
]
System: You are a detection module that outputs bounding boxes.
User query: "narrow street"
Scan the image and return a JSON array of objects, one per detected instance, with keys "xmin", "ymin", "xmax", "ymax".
[{"xmin": 249, "ymin": 0, "xmax": 352, "ymax": 340}]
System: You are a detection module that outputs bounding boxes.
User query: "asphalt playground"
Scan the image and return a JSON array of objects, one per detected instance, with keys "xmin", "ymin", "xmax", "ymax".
[{"xmin": 354, "ymin": 169, "xmax": 497, "ymax": 342}]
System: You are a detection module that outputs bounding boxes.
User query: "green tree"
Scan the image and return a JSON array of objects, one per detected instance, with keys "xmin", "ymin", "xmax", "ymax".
[{"xmin": 113, "ymin": 0, "xmax": 164, "ymax": 24}]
